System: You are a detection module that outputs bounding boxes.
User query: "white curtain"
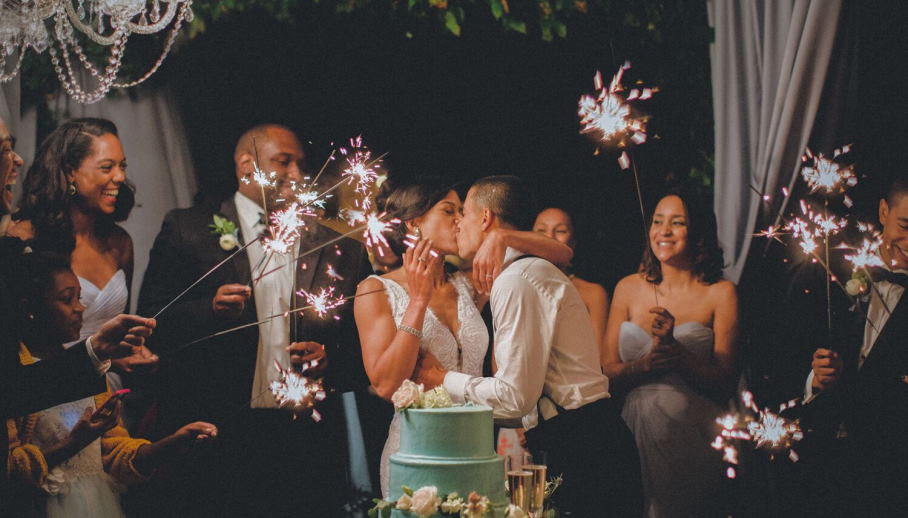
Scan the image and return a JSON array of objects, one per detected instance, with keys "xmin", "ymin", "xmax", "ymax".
[
  {"xmin": 18, "ymin": 86, "xmax": 196, "ymax": 310},
  {"xmin": 0, "ymin": 77, "xmax": 20, "ymax": 137},
  {"xmin": 708, "ymin": 0, "xmax": 842, "ymax": 283}
]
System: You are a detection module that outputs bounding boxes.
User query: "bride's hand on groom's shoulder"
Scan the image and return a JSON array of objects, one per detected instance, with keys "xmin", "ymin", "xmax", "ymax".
[
  {"xmin": 404, "ymin": 238, "xmax": 444, "ymax": 303},
  {"xmin": 472, "ymin": 228, "xmax": 508, "ymax": 294}
]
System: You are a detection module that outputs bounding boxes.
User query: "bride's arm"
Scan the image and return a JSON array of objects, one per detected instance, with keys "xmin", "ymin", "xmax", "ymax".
[
  {"xmin": 355, "ymin": 241, "xmax": 443, "ymax": 401},
  {"xmin": 471, "ymin": 228, "xmax": 573, "ymax": 293}
]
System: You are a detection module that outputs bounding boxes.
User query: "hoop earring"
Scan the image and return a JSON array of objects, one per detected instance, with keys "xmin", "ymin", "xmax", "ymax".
[{"xmin": 67, "ymin": 182, "xmax": 77, "ymax": 196}]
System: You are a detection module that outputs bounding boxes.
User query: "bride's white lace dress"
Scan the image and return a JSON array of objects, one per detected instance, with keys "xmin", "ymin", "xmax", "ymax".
[{"xmin": 370, "ymin": 272, "xmax": 489, "ymax": 498}]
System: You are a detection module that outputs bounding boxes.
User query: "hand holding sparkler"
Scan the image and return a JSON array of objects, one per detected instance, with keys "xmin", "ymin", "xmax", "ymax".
[
  {"xmin": 90, "ymin": 314, "xmax": 157, "ymax": 360},
  {"xmin": 211, "ymin": 284, "xmax": 252, "ymax": 320},
  {"xmin": 810, "ymin": 348, "xmax": 843, "ymax": 391},
  {"xmin": 288, "ymin": 341, "xmax": 328, "ymax": 378}
]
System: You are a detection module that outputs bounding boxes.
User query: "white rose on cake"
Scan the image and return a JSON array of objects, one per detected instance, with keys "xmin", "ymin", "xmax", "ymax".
[
  {"xmin": 392, "ymin": 379, "xmax": 423, "ymax": 411},
  {"xmin": 410, "ymin": 486, "xmax": 441, "ymax": 518}
]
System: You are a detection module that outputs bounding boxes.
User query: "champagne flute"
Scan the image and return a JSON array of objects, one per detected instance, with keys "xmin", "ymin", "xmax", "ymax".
[
  {"xmin": 507, "ymin": 470, "xmax": 533, "ymax": 512},
  {"xmin": 523, "ymin": 451, "xmax": 547, "ymax": 517}
]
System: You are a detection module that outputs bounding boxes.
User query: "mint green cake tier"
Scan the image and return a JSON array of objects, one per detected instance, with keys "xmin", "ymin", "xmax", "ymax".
[{"xmin": 388, "ymin": 405, "xmax": 507, "ymax": 515}]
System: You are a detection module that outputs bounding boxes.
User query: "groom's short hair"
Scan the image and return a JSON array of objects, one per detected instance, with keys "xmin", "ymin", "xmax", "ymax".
[{"xmin": 471, "ymin": 175, "xmax": 535, "ymax": 230}]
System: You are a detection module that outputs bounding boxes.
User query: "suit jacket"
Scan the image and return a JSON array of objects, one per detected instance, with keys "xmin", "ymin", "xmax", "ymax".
[
  {"xmin": 0, "ymin": 274, "xmax": 106, "ymax": 494},
  {"xmin": 137, "ymin": 198, "xmax": 372, "ymax": 429}
]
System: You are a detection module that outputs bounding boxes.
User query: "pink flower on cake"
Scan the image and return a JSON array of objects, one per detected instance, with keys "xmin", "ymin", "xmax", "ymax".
[
  {"xmin": 392, "ymin": 379, "xmax": 423, "ymax": 411},
  {"xmin": 410, "ymin": 486, "xmax": 442, "ymax": 518},
  {"xmin": 396, "ymin": 493, "xmax": 413, "ymax": 511},
  {"xmin": 463, "ymin": 491, "xmax": 491, "ymax": 517}
]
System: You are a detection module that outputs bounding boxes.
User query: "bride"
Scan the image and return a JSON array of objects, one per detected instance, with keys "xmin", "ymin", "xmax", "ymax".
[
  {"xmin": 602, "ymin": 191, "xmax": 739, "ymax": 518},
  {"xmin": 354, "ymin": 178, "xmax": 571, "ymax": 497}
]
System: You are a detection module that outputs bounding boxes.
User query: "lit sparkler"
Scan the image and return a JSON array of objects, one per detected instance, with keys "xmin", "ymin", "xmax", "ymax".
[
  {"xmin": 578, "ymin": 61, "xmax": 653, "ymax": 149},
  {"xmin": 842, "ymin": 236, "xmax": 885, "ymax": 271},
  {"xmin": 364, "ymin": 212, "xmax": 400, "ymax": 257},
  {"xmin": 296, "ymin": 285, "xmax": 346, "ymax": 319},
  {"xmin": 261, "ymin": 202, "xmax": 313, "ymax": 255},
  {"xmin": 800, "ymin": 146, "xmax": 856, "ymax": 195},
  {"xmin": 269, "ymin": 360, "xmax": 327, "ymax": 421},
  {"xmin": 712, "ymin": 391, "xmax": 803, "ymax": 478},
  {"xmin": 241, "ymin": 161, "xmax": 278, "ymax": 189}
]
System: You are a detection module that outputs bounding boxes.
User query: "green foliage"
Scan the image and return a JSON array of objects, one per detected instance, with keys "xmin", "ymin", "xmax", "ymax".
[{"xmin": 208, "ymin": 214, "xmax": 237, "ymax": 236}]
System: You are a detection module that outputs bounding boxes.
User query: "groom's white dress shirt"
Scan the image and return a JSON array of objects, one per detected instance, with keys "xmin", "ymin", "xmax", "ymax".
[
  {"xmin": 443, "ymin": 248, "xmax": 610, "ymax": 430},
  {"xmin": 235, "ymin": 192, "xmax": 299, "ymax": 408}
]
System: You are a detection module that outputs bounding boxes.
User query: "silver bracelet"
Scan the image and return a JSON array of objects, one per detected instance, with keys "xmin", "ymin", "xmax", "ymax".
[{"xmin": 397, "ymin": 324, "xmax": 423, "ymax": 339}]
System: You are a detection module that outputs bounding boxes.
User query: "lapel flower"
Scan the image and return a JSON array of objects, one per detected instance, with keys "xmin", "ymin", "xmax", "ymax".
[
  {"xmin": 846, "ymin": 270, "xmax": 871, "ymax": 312},
  {"xmin": 209, "ymin": 214, "xmax": 239, "ymax": 251}
]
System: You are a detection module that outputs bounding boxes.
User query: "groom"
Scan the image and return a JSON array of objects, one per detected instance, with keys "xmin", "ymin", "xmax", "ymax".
[{"xmin": 415, "ymin": 175, "xmax": 642, "ymax": 517}]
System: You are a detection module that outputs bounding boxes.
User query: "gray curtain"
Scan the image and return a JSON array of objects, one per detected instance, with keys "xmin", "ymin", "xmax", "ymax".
[{"xmin": 708, "ymin": 0, "xmax": 843, "ymax": 283}]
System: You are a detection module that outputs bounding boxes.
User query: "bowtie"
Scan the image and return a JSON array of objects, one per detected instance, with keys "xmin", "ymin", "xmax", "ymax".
[{"xmin": 867, "ymin": 267, "xmax": 908, "ymax": 288}]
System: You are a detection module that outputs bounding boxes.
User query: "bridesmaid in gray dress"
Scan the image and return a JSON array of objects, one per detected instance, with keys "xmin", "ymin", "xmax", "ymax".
[{"xmin": 602, "ymin": 191, "xmax": 739, "ymax": 518}]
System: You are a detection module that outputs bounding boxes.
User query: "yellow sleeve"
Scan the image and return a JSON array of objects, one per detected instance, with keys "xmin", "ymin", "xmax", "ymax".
[
  {"xmin": 95, "ymin": 392, "xmax": 152, "ymax": 486},
  {"xmin": 6, "ymin": 417, "xmax": 48, "ymax": 488}
]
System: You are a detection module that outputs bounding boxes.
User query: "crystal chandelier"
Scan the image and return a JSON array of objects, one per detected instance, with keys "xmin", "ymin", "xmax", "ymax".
[{"xmin": 0, "ymin": 0, "xmax": 193, "ymax": 103}]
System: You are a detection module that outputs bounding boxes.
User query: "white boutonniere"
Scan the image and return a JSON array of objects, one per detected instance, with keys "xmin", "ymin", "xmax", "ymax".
[
  {"xmin": 209, "ymin": 215, "xmax": 239, "ymax": 251},
  {"xmin": 846, "ymin": 270, "xmax": 871, "ymax": 311}
]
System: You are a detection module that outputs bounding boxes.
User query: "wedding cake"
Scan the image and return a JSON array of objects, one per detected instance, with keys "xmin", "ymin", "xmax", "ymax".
[{"xmin": 388, "ymin": 405, "xmax": 508, "ymax": 517}]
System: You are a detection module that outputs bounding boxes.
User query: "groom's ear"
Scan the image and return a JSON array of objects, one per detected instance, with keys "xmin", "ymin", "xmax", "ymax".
[
  {"xmin": 480, "ymin": 208, "xmax": 494, "ymax": 232},
  {"xmin": 235, "ymin": 152, "xmax": 255, "ymax": 179}
]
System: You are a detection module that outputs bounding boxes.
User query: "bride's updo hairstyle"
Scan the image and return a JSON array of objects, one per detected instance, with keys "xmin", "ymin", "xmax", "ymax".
[
  {"xmin": 383, "ymin": 176, "xmax": 456, "ymax": 258},
  {"xmin": 641, "ymin": 188, "xmax": 725, "ymax": 285}
]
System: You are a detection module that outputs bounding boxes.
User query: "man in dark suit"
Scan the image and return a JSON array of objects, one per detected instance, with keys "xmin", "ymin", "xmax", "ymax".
[
  {"xmin": 1, "ymin": 117, "xmax": 156, "ymax": 505},
  {"xmin": 801, "ymin": 175, "xmax": 908, "ymax": 516},
  {"xmin": 138, "ymin": 124, "xmax": 373, "ymax": 517}
]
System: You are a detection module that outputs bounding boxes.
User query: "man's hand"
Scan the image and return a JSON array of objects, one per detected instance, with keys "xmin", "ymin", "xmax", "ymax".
[
  {"xmin": 111, "ymin": 345, "xmax": 160, "ymax": 375},
  {"xmin": 212, "ymin": 283, "xmax": 252, "ymax": 320},
  {"xmin": 413, "ymin": 350, "xmax": 447, "ymax": 389},
  {"xmin": 472, "ymin": 228, "xmax": 508, "ymax": 295},
  {"xmin": 288, "ymin": 341, "xmax": 328, "ymax": 377},
  {"xmin": 91, "ymin": 315, "xmax": 156, "ymax": 360},
  {"xmin": 811, "ymin": 348, "xmax": 843, "ymax": 391},
  {"xmin": 171, "ymin": 421, "xmax": 218, "ymax": 443}
]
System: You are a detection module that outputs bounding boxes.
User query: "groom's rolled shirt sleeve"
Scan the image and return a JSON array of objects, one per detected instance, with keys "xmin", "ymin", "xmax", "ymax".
[{"xmin": 442, "ymin": 270, "xmax": 554, "ymax": 425}]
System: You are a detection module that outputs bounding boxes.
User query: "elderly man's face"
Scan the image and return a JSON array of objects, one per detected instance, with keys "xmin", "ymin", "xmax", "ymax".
[{"xmin": 0, "ymin": 120, "xmax": 24, "ymax": 213}]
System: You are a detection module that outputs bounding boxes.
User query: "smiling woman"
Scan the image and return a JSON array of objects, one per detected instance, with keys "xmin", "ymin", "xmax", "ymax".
[{"xmin": 6, "ymin": 118, "xmax": 157, "ymax": 392}]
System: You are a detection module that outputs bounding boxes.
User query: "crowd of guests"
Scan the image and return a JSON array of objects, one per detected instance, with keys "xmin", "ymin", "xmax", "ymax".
[{"xmin": 0, "ymin": 115, "xmax": 904, "ymax": 517}]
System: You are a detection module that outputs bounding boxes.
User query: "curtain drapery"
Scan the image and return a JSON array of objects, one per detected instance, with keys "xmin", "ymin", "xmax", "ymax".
[{"xmin": 708, "ymin": 0, "xmax": 843, "ymax": 283}]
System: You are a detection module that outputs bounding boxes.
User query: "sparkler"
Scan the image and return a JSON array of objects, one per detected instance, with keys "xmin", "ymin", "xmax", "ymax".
[
  {"xmin": 269, "ymin": 360, "xmax": 327, "ymax": 421},
  {"xmin": 712, "ymin": 391, "xmax": 804, "ymax": 478},
  {"xmin": 363, "ymin": 212, "xmax": 400, "ymax": 256},
  {"xmin": 297, "ymin": 286, "xmax": 346, "ymax": 319},
  {"xmin": 578, "ymin": 61, "xmax": 657, "ymax": 304},
  {"xmin": 800, "ymin": 146, "xmax": 856, "ymax": 195},
  {"xmin": 261, "ymin": 202, "xmax": 313, "ymax": 256}
]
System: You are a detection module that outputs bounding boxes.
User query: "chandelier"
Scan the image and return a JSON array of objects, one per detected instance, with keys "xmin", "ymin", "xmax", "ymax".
[{"xmin": 0, "ymin": 0, "xmax": 193, "ymax": 103}]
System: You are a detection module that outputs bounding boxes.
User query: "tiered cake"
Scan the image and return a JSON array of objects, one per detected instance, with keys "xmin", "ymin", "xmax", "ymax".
[{"xmin": 389, "ymin": 405, "xmax": 507, "ymax": 517}]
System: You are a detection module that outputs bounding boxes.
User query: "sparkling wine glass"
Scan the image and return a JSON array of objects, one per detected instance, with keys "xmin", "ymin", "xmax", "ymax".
[{"xmin": 522, "ymin": 451, "xmax": 547, "ymax": 517}]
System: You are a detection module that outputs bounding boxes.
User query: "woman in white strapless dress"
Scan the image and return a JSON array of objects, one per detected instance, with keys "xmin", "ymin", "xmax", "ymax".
[
  {"xmin": 603, "ymin": 192, "xmax": 739, "ymax": 518},
  {"xmin": 8, "ymin": 118, "xmax": 158, "ymax": 381},
  {"xmin": 354, "ymin": 178, "xmax": 572, "ymax": 497}
]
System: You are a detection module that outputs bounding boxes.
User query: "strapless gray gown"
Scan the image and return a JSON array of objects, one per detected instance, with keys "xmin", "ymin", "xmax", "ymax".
[{"xmin": 618, "ymin": 321, "xmax": 725, "ymax": 518}]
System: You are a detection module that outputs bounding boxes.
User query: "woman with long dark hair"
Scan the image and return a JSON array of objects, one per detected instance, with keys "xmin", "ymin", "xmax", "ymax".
[
  {"xmin": 354, "ymin": 177, "xmax": 572, "ymax": 497},
  {"xmin": 602, "ymin": 190, "xmax": 739, "ymax": 517},
  {"xmin": 7, "ymin": 118, "xmax": 156, "ymax": 382}
]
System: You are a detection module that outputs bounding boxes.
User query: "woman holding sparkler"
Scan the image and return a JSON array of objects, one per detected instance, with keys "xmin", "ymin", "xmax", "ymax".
[
  {"xmin": 533, "ymin": 206, "xmax": 610, "ymax": 358},
  {"xmin": 354, "ymin": 178, "xmax": 572, "ymax": 497},
  {"xmin": 602, "ymin": 190, "xmax": 738, "ymax": 518},
  {"xmin": 4, "ymin": 250, "xmax": 216, "ymax": 518},
  {"xmin": 7, "ymin": 119, "xmax": 158, "ymax": 387}
]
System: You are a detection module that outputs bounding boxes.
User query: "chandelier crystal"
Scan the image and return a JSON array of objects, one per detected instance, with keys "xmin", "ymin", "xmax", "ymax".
[{"xmin": 0, "ymin": 0, "xmax": 192, "ymax": 103}]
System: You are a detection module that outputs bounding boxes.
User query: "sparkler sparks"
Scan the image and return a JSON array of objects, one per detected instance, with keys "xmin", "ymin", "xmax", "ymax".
[
  {"xmin": 363, "ymin": 212, "xmax": 399, "ymax": 256},
  {"xmin": 712, "ymin": 392, "xmax": 803, "ymax": 478},
  {"xmin": 242, "ymin": 161, "xmax": 278, "ymax": 188},
  {"xmin": 843, "ymin": 236, "xmax": 885, "ymax": 271},
  {"xmin": 578, "ymin": 62, "xmax": 653, "ymax": 149},
  {"xmin": 269, "ymin": 361, "xmax": 327, "ymax": 421},
  {"xmin": 296, "ymin": 286, "xmax": 346, "ymax": 319},
  {"xmin": 800, "ymin": 146, "xmax": 857, "ymax": 195},
  {"xmin": 261, "ymin": 203, "xmax": 312, "ymax": 255}
]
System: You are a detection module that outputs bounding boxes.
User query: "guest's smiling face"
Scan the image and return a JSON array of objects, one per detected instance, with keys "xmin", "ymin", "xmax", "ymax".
[
  {"xmin": 533, "ymin": 208, "xmax": 575, "ymax": 248},
  {"xmin": 880, "ymin": 193, "xmax": 908, "ymax": 271},
  {"xmin": 410, "ymin": 190, "xmax": 460, "ymax": 255},
  {"xmin": 649, "ymin": 195, "xmax": 690, "ymax": 265},
  {"xmin": 45, "ymin": 270, "xmax": 85, "ymax": 344},
  {"xmin": 0, "ymin": 120, "xmax": 24, "ymax": 213},
  {"xmin": 69, "ymin": 133, "xmax": 127, "ymax": 216},
  {"xmin": 455, "ymin": 187, "xmax": 485, "ymax": 261}
]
